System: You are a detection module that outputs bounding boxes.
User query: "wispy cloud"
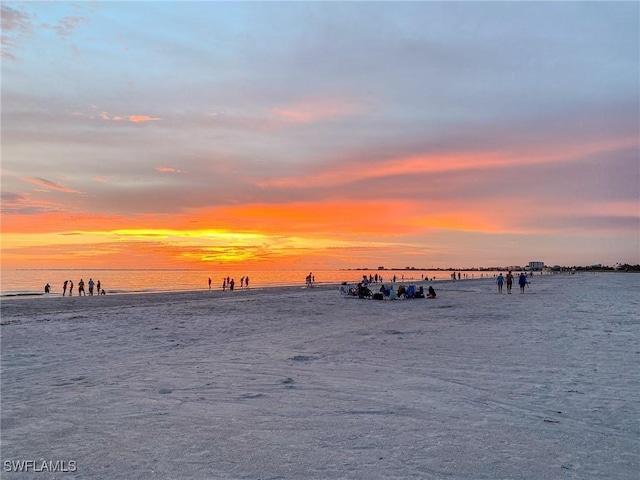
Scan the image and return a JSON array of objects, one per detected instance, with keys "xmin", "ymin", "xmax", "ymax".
[
  {"xmin": 19, "ymin": 177, "xmax": 81, "ymax": 194},
  {"xmin": 1, "ymin": 5, "xmax": 34, "ymax": 60},
  {"xmin": 270, "ymin": 98, "xmax": 362, "ymax": 124},
  {"xmin": 100, "ymin": 112, "xmax": 161, "ymax": 123},
  {"xmin": 128, "ymin": 115, "xmax": 161, "ymax": 123},
  {"xmin": 1, "ymin": 192, "xmax": 65, "ymax": 215},
  {"xmin": 51, "ymin": 15, "xmax": 90, "ymax": 39}
]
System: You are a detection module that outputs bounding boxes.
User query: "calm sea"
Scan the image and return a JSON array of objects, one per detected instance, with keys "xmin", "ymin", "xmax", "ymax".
[{"xmin": 0, "ymin": 269, "xmax": 500, "ymax": 297}]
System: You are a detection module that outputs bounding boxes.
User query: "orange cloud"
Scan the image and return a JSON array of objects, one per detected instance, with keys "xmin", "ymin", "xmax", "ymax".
[
  {"xmin": 2, "ymin": 182, "xmax": 636, "ymax": 270},
  {"xmin": 128, "ymin": 115, "xmax": 160, "ymax": 123},
  {"xmin": 99, "ymin": 112, "xmax": 161, "ymax": 122}
]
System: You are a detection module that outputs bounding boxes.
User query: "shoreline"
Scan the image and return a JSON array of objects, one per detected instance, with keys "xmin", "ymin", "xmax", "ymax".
[
  {"xmin": 2, "ymin": 269, "xmax": 633, "ymax": 301},
  {"xmin": 0, "ymin": 270, "xmax": 618, "ymax": 301},
  {"xmin": 0, "ymin": 268, "xmax": 562, "ymax": 298},
  {"xmin": 0, "ymin": 273, "xmax": 522, "ymax": 301}
]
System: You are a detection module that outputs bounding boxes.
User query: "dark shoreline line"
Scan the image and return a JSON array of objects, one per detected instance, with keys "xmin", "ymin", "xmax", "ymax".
[{"xmin": 0, "ymin": 276, "xmax": 471, "ymax": 300}]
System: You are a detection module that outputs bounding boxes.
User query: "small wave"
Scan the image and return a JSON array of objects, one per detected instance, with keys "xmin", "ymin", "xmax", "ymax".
[{"xmin": 1, "ymin": 292, "xmax": 45, "ymax": 298}]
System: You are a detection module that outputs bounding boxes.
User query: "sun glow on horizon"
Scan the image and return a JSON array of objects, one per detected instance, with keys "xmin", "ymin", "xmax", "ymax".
[
  {"xmin": 1, "ymin": 224, "xmax": 423, "ymax": 270},
  {"xmin": 1, "ymin": 2, "xmax": 637, "ymax": 270}
]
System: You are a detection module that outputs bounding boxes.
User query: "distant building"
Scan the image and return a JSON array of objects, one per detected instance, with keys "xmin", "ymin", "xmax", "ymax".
[{"xmin": 529, "ymin": 261, "xmax": 544, "ymax": 271}]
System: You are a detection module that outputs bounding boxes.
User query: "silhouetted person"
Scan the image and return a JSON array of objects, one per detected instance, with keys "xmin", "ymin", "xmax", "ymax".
[
  {"xmin": 506, "ymin": 271, "xmax": 513, "ymax": 294},
  {"xmin": 519, "ymin": 273, "xmax": 527, "ymax": 293}
]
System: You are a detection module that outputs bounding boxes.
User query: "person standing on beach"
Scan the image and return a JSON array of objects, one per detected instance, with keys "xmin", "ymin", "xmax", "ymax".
[
  {"xmin": 208, "ymin": 277, "xmax": 211, "ymax": 290},
  {"xmin": 230, "ymin": 278, "xmax": 235, "ymax": 291},
  {"xmin": 63, "ymin": 280, "xmax": 68, "ymax": 297},
  {"xmin": 505, "ymin": 271, "xmax": 513, "ymax": 294},
  {"xmin": 245, "ymin": 276, "xmax": 249, "ymax": 288},
  {"xmin": 88, "ymin": 278, "xmax": 95, "ymax": 295},
  {"xmin": 78, "ymin": 279, "xmax": 86, "ymax": 296},
  {"xmin": 69, "ymin": 280, "xmax": 74, "ymax": 296},
  {"xmin": 44, "ymin": 283, "xmax": 51, "ymax": 294},
  {"xmin": 519, "ymin": 272, "xmax": 527, "ymax": 293},
  {"xmin": 496, "ymin": 273, "xmax": 504, "ymax": 294}
]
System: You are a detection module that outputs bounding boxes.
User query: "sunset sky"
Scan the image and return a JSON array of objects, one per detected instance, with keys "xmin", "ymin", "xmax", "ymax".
[{"xmin": 2, "ymin": 1, "xmax": 638, "ymax": 271}]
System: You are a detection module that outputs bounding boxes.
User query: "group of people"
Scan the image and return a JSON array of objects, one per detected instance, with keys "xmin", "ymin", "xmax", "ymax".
[
  {"xmin": 360, "ymin": 273, "xmax": 437, "ymax": 284},
  {"xmin": 496, "ymin": 271, "xmax": 529, "ymax": 294},
  {"xmin": 359, "ymin": 273, "xmax": 387, "ymax": 284},
  {"xmin": 344, "ymin": 282, "xmax": 437, "ymax": 300},
  {"xmin": 343, "ymin": 269, "xmax": 533, "ymax": 300},
  {"xmin": 382, "ymin": 284, "xmax": 436, "ymax": 299},
  {"xmin": 47, "ymin": 278, "xmax": 105, "ymax": 296},
  {"xmin": 217, "ymin": 276, "xmax": 250, "ymax": 291}
]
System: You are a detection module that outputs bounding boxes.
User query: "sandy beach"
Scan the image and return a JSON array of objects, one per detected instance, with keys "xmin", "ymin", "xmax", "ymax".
[{"xmin": 1, "ymin": 273, "xmax": 638, "ymax": 479}]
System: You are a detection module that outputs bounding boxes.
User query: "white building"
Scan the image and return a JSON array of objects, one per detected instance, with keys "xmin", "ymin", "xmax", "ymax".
[{"xmin": 529, "ymin": 261, "xmax": 545, "ymax": 271}]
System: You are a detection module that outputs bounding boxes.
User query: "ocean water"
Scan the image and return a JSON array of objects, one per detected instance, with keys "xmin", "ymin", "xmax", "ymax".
[{"xmin": 0, "ymin": 268, "xmax": 502, "ymax": 297}]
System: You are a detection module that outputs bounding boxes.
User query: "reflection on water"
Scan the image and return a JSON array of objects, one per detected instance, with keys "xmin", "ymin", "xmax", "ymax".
[{"xmin": 0, "ymin": 269, "xmax": 504, "ymax": 296}]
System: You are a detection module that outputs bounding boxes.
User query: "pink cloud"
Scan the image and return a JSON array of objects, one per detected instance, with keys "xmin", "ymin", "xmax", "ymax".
[
  {"xmin": 19, "ymin": 177, "xmax": 81, "ymax": 194},
  {"xmin": 156, "ymin": 167, "xmax": 183, "ymax": 174},
  {"xmin": 99, "ymin": 112, "xmax": 160, "ymax": 123},
  {"xmin": 270, "ymin": 98, "xmax": 360, "ymax": 124},
  {"xmin": 256, "ymin": 135, "xmax": 637, "ymax": 189}
]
